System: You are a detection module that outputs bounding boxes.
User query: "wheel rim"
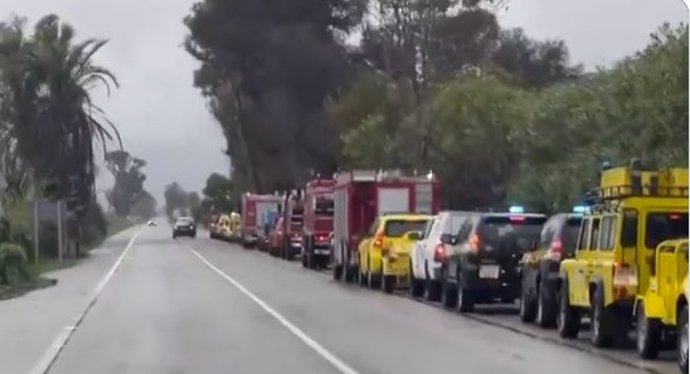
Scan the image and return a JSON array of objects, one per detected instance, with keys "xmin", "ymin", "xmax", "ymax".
[
  {"xmin": 558, "ymin": 292, "xmax": 566, "ymax": 331},
  {"xmin": 637, "ymin": 308, "xmax": 647, "ymax": 351},
  {"xmin": 592, "ymin": 304, "xmax": 600, "ymax": 337}
]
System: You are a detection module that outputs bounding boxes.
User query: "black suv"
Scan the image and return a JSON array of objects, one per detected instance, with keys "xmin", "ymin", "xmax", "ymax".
[
  {"xmin": 518, "ymin": 213, "xmax": 582, "ymax": 328},
  {"xmin": 439, "ymin": 212, "xmax": 547, "ymax": 312},
  {"xmin": 173, "ymin": 217, "xmax": 197, "ymax": 238}
]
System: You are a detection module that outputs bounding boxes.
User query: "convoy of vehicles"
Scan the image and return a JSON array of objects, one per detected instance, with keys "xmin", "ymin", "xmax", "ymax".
[{"xmin": 205, "ymin": 163, "xmax": 688, "ymax": 372}]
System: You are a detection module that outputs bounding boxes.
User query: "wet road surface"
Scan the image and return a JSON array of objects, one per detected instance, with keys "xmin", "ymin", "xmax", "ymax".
[{"xmin": 46, "ymin": 224, "xmax": 675, "ymax": 374}]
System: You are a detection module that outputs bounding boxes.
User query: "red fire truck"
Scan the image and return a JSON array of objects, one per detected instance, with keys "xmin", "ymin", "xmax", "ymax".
[
  {"xmin": 278, "ymin": 191, "xmax": 305, "ymax": 260},
  {"xmin": 331, "ymin": 170, "xmax": 441, "ymax": 283},
  {"xmin": 241, "ymin": 193, "xmax": 283, "ymax": 248},
  {"xmin": 300, "ymin": 178, "xmax": 337, "ymax": 269}
]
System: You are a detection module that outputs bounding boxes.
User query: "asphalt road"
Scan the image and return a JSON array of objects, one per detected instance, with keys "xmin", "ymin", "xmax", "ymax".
[{"xmin": 44, "ymin": 224, "xmax": 676, "ymax": 374}]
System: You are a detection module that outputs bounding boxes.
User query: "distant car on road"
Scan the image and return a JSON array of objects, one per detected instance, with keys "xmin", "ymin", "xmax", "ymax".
[
  {"xmin": 147, "ymin": 220, "xmax": 157, "ymax": 227},
  {"xmin": 173, "ymin": 217, "xmax": 196, "ymax": 239}
]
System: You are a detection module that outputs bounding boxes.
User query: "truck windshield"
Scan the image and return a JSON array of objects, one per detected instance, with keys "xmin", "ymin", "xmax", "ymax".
[
  {"xmin": 314, "ymin": 196, "xmax": 334, "ymax": 216},
  {"xmin": 480, "ymin": 216, "xmax": 547, "ymax": 249},
  {"xmin": 384, "ymin": 219, "xmax": 429, "ymax": 237},
  {"xmin": 645, "ymin": 212, "xmax": 688, "ymax": 249}
]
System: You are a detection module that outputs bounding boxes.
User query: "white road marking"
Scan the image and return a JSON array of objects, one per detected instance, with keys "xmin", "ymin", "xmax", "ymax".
[
  {"xmin": 187, "ymin": 245, "xmax": 360, "ymax": 374},
  {"xmin": 30, "ymin": 230, "xmax": 141, "ymax": 374}
]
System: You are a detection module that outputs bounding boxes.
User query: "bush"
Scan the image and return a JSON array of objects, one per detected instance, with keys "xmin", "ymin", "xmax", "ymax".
[{"xmin": 0, "ymin": 242, "xmax": 30, "ymax": 284}]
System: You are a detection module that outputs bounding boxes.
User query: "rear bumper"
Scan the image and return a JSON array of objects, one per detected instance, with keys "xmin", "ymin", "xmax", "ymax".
[{"xmin": 460, "ymin": 262, "xmax": 519, "ymax": 298}]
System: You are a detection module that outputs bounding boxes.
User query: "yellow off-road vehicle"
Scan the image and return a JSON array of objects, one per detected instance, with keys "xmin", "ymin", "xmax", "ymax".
[
  {"xmin": 557, "ymin": 162, "xmax": 688, "ymax": 350},
  {"xmin": 634, "ymin": 238, "xmax": 688, "ymax": 359},
  {"xmin": 357, "ymin": 213, "xmax": 430, "ymax": 293}
]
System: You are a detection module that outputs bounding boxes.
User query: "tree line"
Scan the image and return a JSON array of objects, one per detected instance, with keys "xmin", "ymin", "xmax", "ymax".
[
  {"xmin": 185, "ymin": 1, "xmax": 687, "ymax": 213},
  {"xmin": 164, "ymin": 173, "xmax": 237, "ymax": 222}
]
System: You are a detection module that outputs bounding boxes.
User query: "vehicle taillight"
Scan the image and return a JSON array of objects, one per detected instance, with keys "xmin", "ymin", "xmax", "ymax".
[
  {"xmin": 469, "ymin": 233, "xmax": 481, "ymax": 254},
  {"xmin": 373, "ymin": 233, "xmax": 384, "ymax": 248},
  {"xmin": 548, "ymin": 237, "xmax": 563, "ymax": 261},
  {"xmin": 433, "ymin": 243, "xmax": 448, "ymax": 262}
]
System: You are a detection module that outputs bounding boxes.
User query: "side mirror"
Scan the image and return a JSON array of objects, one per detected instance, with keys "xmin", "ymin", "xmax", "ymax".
[{"xmin": 406, "ymin": 231, "xmax": 422, "ymax": 241}]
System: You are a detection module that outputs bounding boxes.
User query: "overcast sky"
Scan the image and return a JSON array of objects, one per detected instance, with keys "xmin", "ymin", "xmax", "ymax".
[{"xmin": 0, "ymin": 0, "xmax": 686, "ymax": 205}]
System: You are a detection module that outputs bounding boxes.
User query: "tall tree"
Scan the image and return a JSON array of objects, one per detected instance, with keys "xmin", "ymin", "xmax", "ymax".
[
  {"xmin": 184, "ymin": 0, "xmax": 367, "ymax": 193},
  {"xmin": 164, "ymin": 182, "xmax": 188, "ymax": 219},
  {"xmin": 201, "ymin": 172, "xmax": 235, "ymax": 213},
  {"xmin": 105, "ymin": 150, "xmax": 147, "ymax": 216},
  {"xmin": 0, "ymin": 14, "xmax": 120, "ymax": 216}
]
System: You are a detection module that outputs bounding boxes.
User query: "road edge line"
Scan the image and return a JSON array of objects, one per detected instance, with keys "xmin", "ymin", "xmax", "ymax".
[
  {"xmin": 187, "ymin": 245, "xmax": 360, "ymax": 374},
  {"xmin": 29, "ymin": 229, "xmax": 141, "ymax": 374}
]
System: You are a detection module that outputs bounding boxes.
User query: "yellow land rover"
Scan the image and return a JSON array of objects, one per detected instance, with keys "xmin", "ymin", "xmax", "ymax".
[
  {"xmin": 557, "ymin": 162, "xmax": 688, "ymax": 350},
  {"xmin": 635, "ymin": 239, "xmax": 687, "ymax": 362},
  {"xmin": 357, "ymin": 213, "xmax": 430, "ymax": 293}
]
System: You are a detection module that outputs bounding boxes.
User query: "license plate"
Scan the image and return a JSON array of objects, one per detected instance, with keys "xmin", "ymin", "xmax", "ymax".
[
  {"xmin": 314, "ymin": 249, "xmax": 330, "ymax": 255},
  {"xmin": 479, "ymin": 265, "xmax": 500, "ymax": 279}
]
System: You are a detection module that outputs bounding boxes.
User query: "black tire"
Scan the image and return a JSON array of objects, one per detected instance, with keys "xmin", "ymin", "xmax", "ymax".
[
  {"xmin": 557, "ymin": 278, "xmax": 581, "ymax": 339},
  {"xmin": 443, "ymin": 282, "xmax": 459, "ymax": 309},
  {"xmin": 409, "ymin": 261, "xmax": 425, "ymax": 298},
  {"xmin": 425, "ymin": 263, "xmax": 442, "ymax": 302},
  {"xmin": 383, "ymin": 275, "xmax": 395, "ymax": 294},
  {"xmin": 636, "ymin": 302, "xmax": 661, "ymax": 359},
  {"xmin": 458, "ymin": 287, "xmax": 475, "ymax": 313},
  {"xmin": 536, "ymin": 282, "xmax": 558, "ymax": 328},
  {"xmin": 591, "ymin": 285, "xmax": 614, "ymax": 348},
  {"xmin": 301, "ymin": 251, "xmax": 308, "ymax": 268},
  {"xmin": 333, "ymin": 264, "xmax": 343, "ymax": 281},
  {"xmin": 678, "ymin": 304, "xmax": 688, "ymax": 374},
  {"xmin": 359, "ymin": 269, "xmax": 368, "ymax": 287},
  {"xmin": 367, "ymin": 258, "xmax": 381, "ymax": 289},
  {"xmin": 519, "ymin": 283, "xmax": 537, "ymax": 323}
]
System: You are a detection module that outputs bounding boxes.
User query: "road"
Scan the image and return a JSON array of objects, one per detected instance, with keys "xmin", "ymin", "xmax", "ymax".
[{"xmin": 41, "ymin": 224, "xmax": 676, "ymax": 374}]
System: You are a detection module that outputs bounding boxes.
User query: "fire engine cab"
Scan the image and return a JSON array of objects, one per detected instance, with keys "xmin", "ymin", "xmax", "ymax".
[
  {"xmin": 331, "ymin": 170, "xmax": 441, "ymax": 283},
  {"xmin": 301, "ymin": 178, "xmax": 337, "ymax": 269}
]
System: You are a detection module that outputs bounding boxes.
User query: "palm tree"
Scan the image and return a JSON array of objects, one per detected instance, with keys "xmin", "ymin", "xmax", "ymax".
[{"xmin": 0, "ymin": 14, "xmax": 121, "ymax": 215}]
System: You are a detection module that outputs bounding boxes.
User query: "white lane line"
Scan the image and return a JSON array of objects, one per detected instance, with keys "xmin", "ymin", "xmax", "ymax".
[
  {"xmin": 187, "ymin": 245, "xmax": 360, "ymax": 374},
  {"xmin": 30, "ymin": 230, "xmax": 141, "ymax": 374}
]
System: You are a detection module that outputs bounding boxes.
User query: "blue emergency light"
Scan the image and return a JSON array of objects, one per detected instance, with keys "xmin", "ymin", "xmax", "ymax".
[
  {"xmin": 509, "ymin": 206, "xmax": 524, "ymax": 214},
  {"xmin": 572, "ymin": 206, "xmax": 589, "ymax": 214}
]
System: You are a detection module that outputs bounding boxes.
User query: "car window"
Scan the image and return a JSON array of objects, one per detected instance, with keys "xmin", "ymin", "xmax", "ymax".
[
  {"xmin": 446, "ymin": 214, "xmax": 467, "ymax": 235},
  {"xmin": 588, "ymin": 217, "xmax": 601, "ymax": 249},
  {"xmin": 539, "ymin": 217, "xmax": 560, "ymax": 248},
  {"xmin": 479, "ymin": 216, "xmax": 546, "ymax": 246},
  {"xmin": 620, "ymin": 209, "xmax": 638, "ymax": 247},
  {"xmin": 645, "ymin": 212, "xmax": 689, "ymax": 249},
  {"xmin": 562, "ymin": 216, "xmax": 582, "ymax": 253},
  {"xmin": 384, "ymin": 219, "xmax": 430, "ymax": 237},
  {"xmin": 577, "ymin": 218, "xmax": 591, "ymax": 251},
  {"xmin": 177, "ymin": 218, "xmax": 193, "ymax": 224},
  {"xmin": 456, "ymin": 217, "xmax": 474, "ymax": 241},
  {"xmin": 314, "ymin": 195, "xmax": 334, "ymax": 216},
  {"xmin": 597, "ymin": 216, "xmax": 617, "ymax": 250}
]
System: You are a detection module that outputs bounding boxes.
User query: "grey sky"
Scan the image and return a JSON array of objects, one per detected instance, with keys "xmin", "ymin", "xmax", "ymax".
[{"xmin": 0, "ymin": 0, "xmax": 686, "ymax": 205}]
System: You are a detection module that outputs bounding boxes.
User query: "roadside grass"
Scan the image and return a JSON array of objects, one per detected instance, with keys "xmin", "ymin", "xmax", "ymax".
[
  {"xmin": 0, "ymin": 259, "xmax": 66, "ymax": 301},
  {"xmin": 105, "ymin": 212, "xmax": 137, "ymax": 237}
]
